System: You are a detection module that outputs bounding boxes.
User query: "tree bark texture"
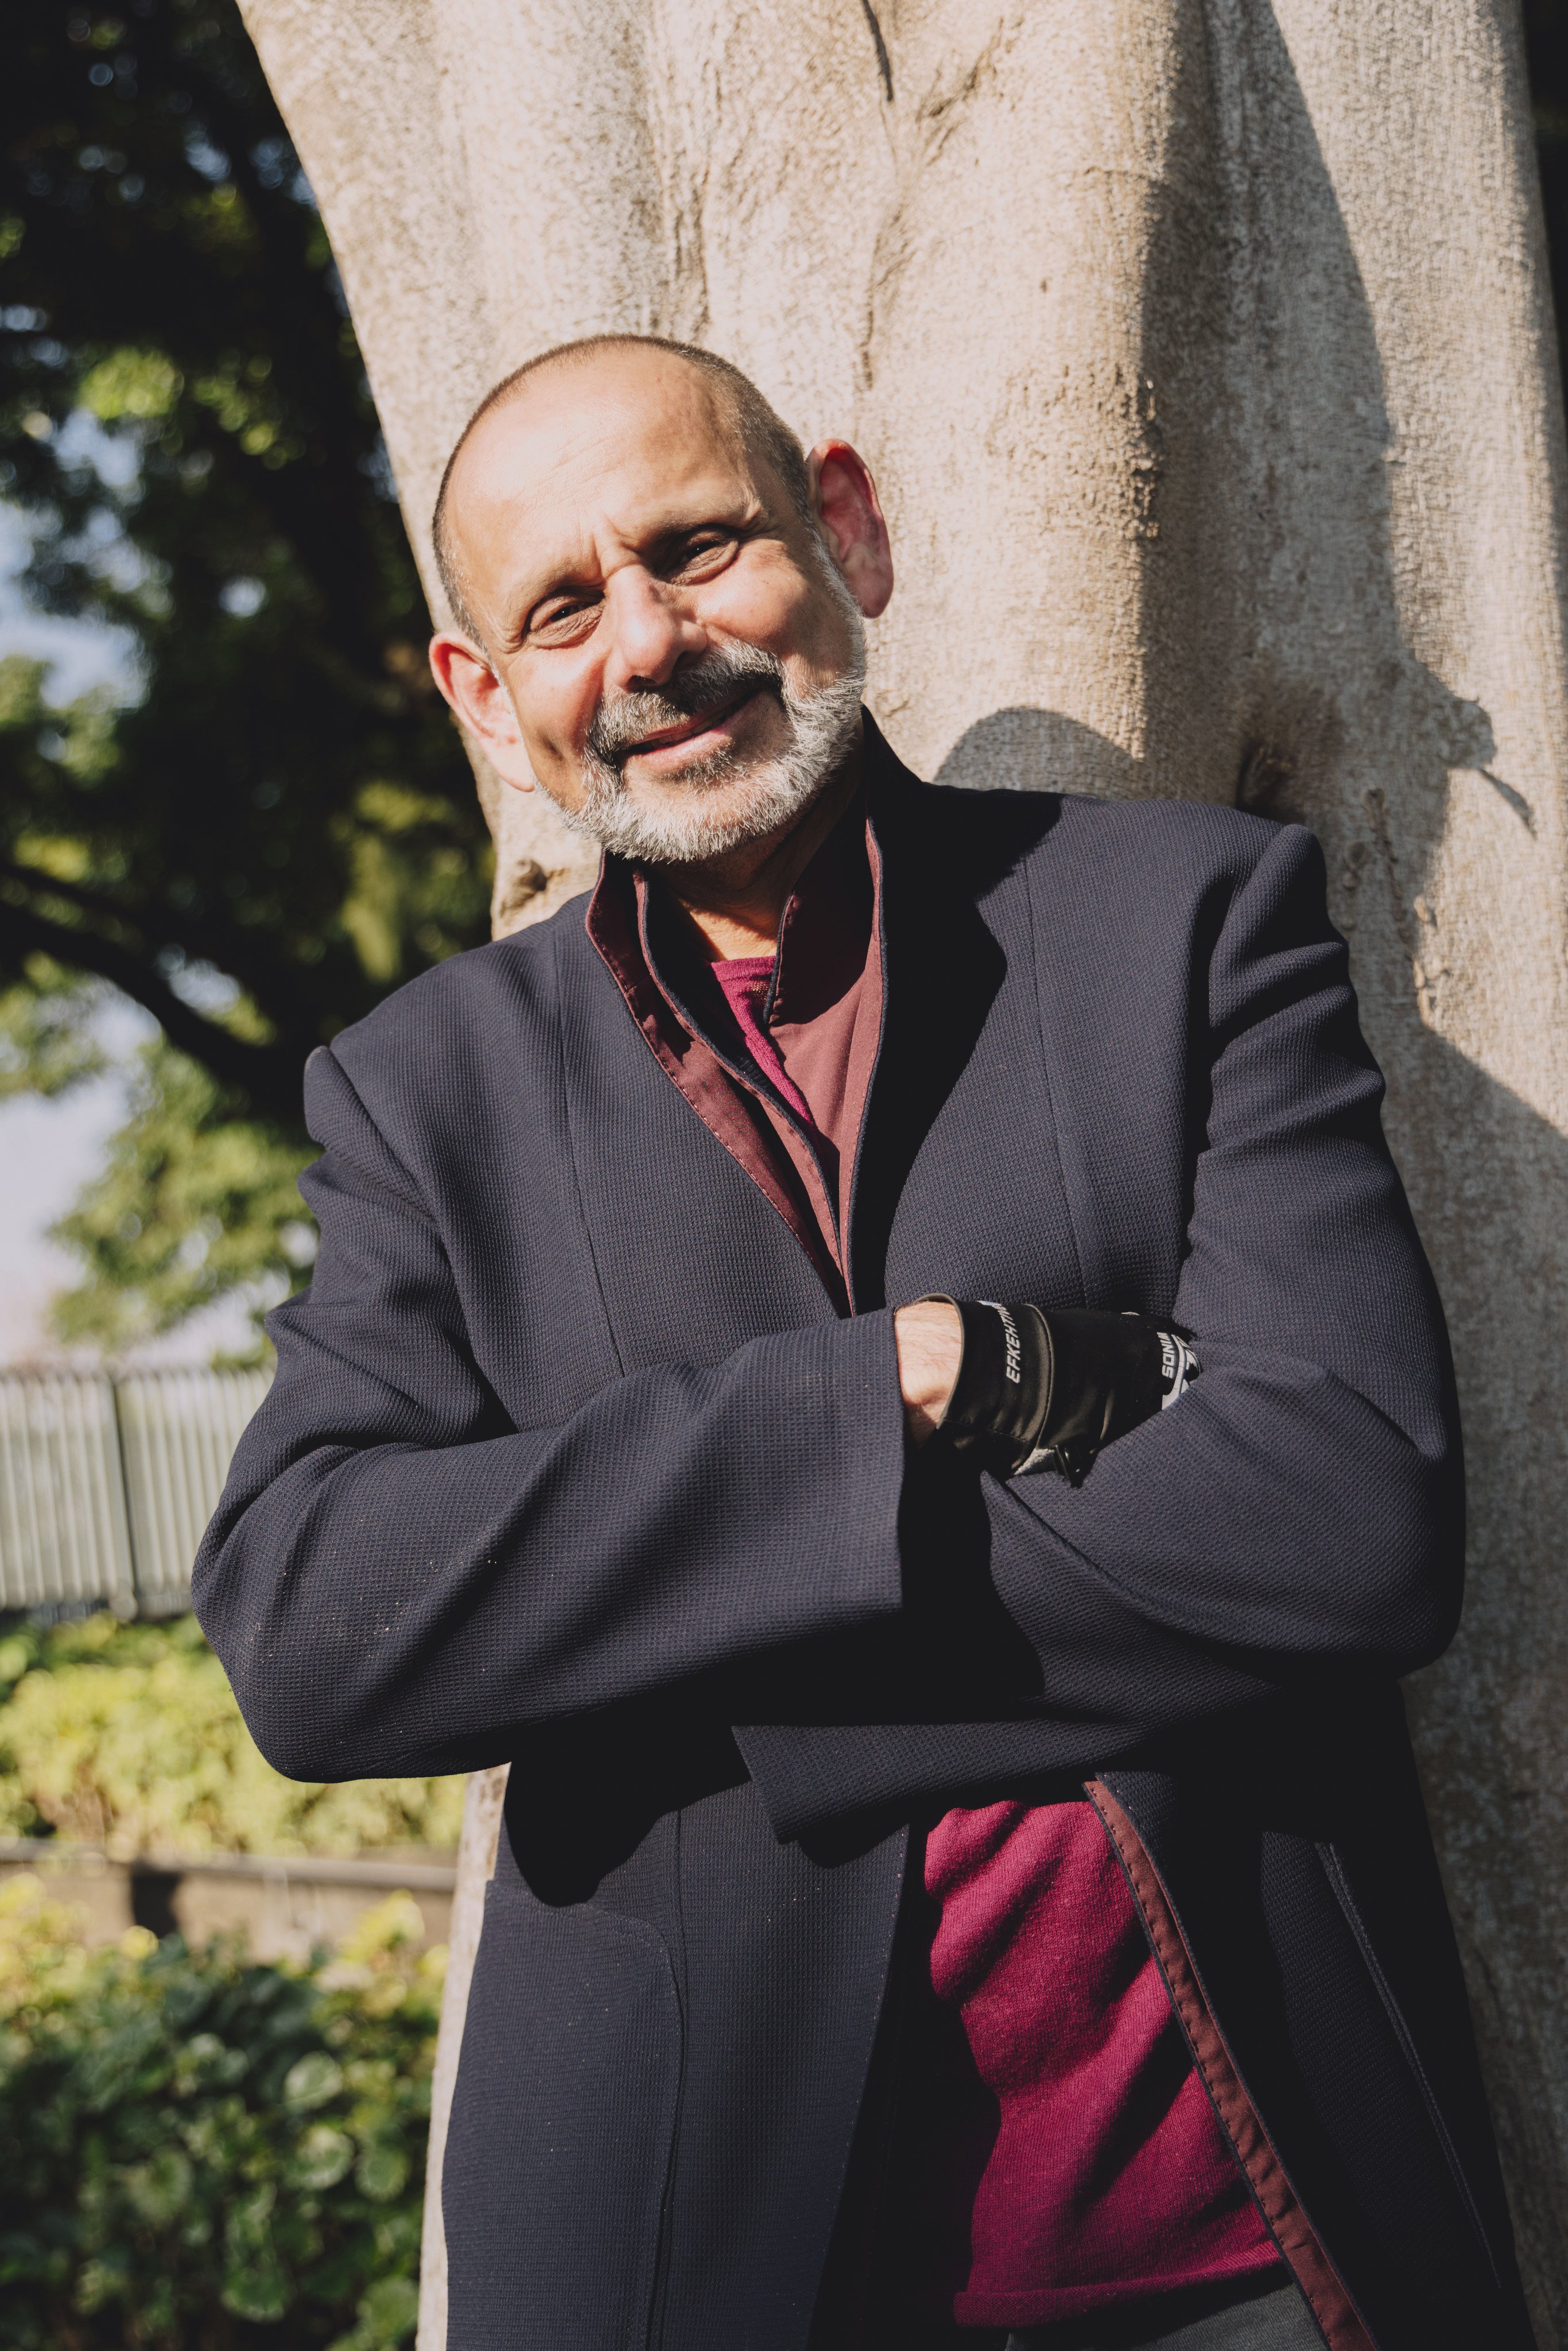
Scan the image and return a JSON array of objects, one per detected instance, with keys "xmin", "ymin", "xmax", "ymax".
[
  {"xmin": 413, "ymin": 1763, "xmax": 507, "ymax": 2342},
  {"xmin": 236, "ymin": 3, "xmax": 1568, "ymax": 2340}
]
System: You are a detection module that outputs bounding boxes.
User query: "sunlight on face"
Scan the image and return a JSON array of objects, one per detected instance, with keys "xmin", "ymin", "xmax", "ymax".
[{"xmin": 442, "ymin": 351, "xmax": 867, "ymax": 860}]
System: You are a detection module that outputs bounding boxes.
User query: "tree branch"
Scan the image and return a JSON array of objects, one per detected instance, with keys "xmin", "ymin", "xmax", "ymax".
[
  {"xmin": 0, "ymin": 859, "xmax": 346, "ymax": 1060},
  {"xmin": 0, "ymin": 898, "xmax": 308, "ymax": 1129},
  {"xmin": 0, "ymin": 860, "xmax": 156, "ymax": 935}
]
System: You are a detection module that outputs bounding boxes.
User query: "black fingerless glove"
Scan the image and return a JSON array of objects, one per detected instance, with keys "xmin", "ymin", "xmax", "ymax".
[{"xmin": 924, "ymin": 1297, "xmax": 1199, "ymax": 1483}]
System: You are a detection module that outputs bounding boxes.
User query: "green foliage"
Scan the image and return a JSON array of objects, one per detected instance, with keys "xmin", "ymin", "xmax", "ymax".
[
  {"xmin": 0, "ymin": 0, "xmax": 492, "ymax": 1128},
  {"xmin": 1, "ymin": 0, "xmax": 492, "ymax": 1354},
  {"xmin": 0, "ymin": 1875, "xmax": 438, "ymax": 2351},
  {"xmin": 47, "ymin": 1035, "xmax": 316, "ymax": 1358},
  {"xmin": 0, "ymin": 1612, "xmax": 464, "ymax": 1860},
  {"xmin": 0, "ymin": 953, "xmax": 108, "ymax": 1100}
]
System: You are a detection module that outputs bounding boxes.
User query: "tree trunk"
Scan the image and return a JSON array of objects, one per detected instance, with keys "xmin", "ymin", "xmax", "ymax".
[
  {"xmin": 413, "ymin": 1764, "xmax": 507, "ymax": 2342},
  {"xmin": 238, "ymin": 3, "xmax": 1568, "ymax": 2340}
]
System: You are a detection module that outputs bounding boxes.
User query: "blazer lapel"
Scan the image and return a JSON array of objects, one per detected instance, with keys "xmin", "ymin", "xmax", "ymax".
[
  {"xmin": 556, "ymin": 914, "xmax": 840, "ymax": 1371},
  {"xmin": 847, "ymin": 731, "xmax": 1012, "ymax": 1312},
  {"xmin": 848, "ymin": 726, "xmax": 1088, "ymax": 1323}
]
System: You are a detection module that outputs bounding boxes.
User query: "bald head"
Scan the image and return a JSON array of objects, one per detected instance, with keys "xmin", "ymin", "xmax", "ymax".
[{"xmin": 433, "ymin": 335, "xmax": 810, "ymax": 644}]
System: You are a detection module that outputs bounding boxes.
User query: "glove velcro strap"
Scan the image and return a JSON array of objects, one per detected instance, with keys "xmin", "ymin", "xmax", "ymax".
[
  {"xmin": 1017, "ymin": 1307, "xmax": 1166, "ymax": 1482},
  {"xmin": 923, "ymin": 1297, "xmax": 1194, "ymax": 1483},
  {"xmin": 925, "ymin": 1297, "xmax": 1053, "ymax": 1477}
]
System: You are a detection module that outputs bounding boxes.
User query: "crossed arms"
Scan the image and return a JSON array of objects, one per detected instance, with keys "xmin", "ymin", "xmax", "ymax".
[{"xmin": 193, "ymin": 825, "xmax": 1462, "ymax": 1797}]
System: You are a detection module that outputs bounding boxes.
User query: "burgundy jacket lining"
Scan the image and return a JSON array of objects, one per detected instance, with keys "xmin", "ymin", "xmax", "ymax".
[
  {"xmin": 584, "ymin": 855, "xmax": 847, "ymax": 1306},
  {"xmin": 1087, "ymin": 1780, "xmax": 1377, "ymax": 2351}
]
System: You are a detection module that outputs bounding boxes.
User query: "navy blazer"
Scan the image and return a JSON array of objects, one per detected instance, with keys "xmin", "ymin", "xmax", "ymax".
[{"xmin": 195, "ymin": 723, "xmax": 1529, "ymax": 2351}]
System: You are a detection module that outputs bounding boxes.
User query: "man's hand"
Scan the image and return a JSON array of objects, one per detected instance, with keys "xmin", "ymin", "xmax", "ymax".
[{"xmin": 894, "ymin": 1298, "xmax": 964, "ymax": 1442}]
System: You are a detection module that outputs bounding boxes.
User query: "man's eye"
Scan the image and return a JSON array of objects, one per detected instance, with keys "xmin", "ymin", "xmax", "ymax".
[
  {"xmin": 670, "ymin": 536, "xmax": 737, "ymax": 578},
  {"xmin": 529, "ymin": 599, "xmax": 600, "ymax": 644}
]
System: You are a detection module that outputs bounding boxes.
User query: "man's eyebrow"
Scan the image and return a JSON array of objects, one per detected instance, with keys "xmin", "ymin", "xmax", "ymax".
[{"xmin": 647, "ymin": 509, "xmax": 756, "ymax": 561}]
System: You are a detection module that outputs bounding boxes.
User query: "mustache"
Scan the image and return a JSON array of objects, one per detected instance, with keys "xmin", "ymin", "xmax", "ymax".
[{"xmin": 584, "ymin": 645, "xmax": 787, "ymax": 768}]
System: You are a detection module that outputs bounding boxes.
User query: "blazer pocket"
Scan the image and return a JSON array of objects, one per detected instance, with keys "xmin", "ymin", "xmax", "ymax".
[{"xmin": 443, "ymin": 1880, "xmax": 682, "ymax": 2351}]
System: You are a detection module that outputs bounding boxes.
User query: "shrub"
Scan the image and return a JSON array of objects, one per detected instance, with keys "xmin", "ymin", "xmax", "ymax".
[
  {"xmin": 0, "ymin": 1875, "xmax": 440, "ymax": 2351},
  {"xmin": 0, "ymin": 1614, "xmax": 464, "ymax": 1859}
]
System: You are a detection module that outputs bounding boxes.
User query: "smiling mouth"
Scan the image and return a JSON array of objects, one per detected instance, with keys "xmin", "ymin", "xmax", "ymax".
[{"xmin": 623, "ymin": 685, "xmax": 769, "ymax": 762}]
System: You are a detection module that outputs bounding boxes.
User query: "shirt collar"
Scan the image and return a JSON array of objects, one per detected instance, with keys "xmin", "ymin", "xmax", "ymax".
[{"xmin": 586, "ymin": 757, "xmax": 875, "ymax": 1043}]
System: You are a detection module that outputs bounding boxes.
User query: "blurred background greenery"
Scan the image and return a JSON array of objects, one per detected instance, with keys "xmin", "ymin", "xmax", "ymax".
[
  {"xmin": 1, "ymin": 1871, "xmax": 440, "ymax": 2351},
  {"xmin": 0, "ymin": 1613, "xmax": 461, "ymax": 2346},
  {"xmin": 0, "ymin": 17, "xmax": 489, "ymax": 2336},
  {"xmin": 1, "ymin": 0, "xmax": 492, "ymax": 1364},
  {"xmin": 0, "ymin": 1613, "xmax": 465, "ymax": 1857}
]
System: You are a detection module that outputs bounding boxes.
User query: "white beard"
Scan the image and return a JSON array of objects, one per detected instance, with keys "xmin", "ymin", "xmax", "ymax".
[{"xmin": 560, "ymin": 559, "xmax": 868, "ymax": 867}]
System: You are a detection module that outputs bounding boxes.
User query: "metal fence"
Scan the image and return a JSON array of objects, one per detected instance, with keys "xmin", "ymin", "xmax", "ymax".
[{"xmin": 0, "ymin": 1370, "xmax": 271, "ymax": 1617}]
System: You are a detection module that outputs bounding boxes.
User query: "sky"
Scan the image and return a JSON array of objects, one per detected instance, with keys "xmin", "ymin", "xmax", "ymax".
[
  {"xmin": 0, "ymin": 1039, "xmax": 258, "ymax": 1370},
  {"xmin": 0, "ymin": 1066, "xmax": 131, "ymax": 1365}
]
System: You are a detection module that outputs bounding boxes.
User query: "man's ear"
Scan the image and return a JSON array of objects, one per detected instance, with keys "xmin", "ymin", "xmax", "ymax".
[
  {"xmin": 429, "ymin": 634, "xmax": 535, "ymax": 793},
  {"xmin": 807, "ymin": 440, "xmax": 894, "ymax": 620}
]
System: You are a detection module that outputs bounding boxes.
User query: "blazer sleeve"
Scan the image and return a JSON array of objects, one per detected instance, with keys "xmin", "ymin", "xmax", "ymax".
[
  {"xmin": 993, "ymin": 818, "xmax": 1463, "ymax": 1696},
  {"xmin": 733, "ymin": 821, "xmax": 1466, "ymax": 1845},
  {"xmin": 191, "ymin": 1045, "xmax": 908, "ymax": 1783}
]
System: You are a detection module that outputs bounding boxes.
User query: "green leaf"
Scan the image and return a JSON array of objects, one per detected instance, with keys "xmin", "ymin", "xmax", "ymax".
[
  {"xmin": 46, "ymin": 1039, "xmax": 317, "ymax": 1359},
  {"xmin": 122, "ymin": 2146, "xmax": 193, "ymax": 2224},
  {"xmin": 1, "ymin": 1737, "xmax": 437, "ymax": 2348},
  {"xmin": 137, "ymin": 2274, "xmax": 179, "ymax": 2337},
  {"xmin": 77, "ymin": 348, "xmax": 185, "ymax": 424},
  {"xmin": 289, "ymin": 2122, "xmax": 355, "ymax": 2189},
  {"xmin": 226, "ymin": 2179, "xmax": 278, "ymax": 2249},
  {"xmin": 0, "ymin": 968, "xmax": 107, "ymax": 1103},
  {"xmin": 75, "ymin": 2235, "xmax": 134, "ymax": 2309},
  {"xmin": 220, "ymin": 2257, "xmax": 292, "ymax": 2323},
  {"xmin": 358, "ymin": 2274, "xmax": 420, "ymax": 2344},
  {"xmin": 0, "ymin": 1611, "xmax": 463, "ymax": 1870},
  {"xmin": 173, "ymin": 2032, "xmax": 249, "ymax": 2094},
  {"xmin": 354, "ymin": 2142, "xmax": 409, "ymax": 2203},
  {"xmin": 282, "ymin": 2052, "xmax": 343, "ymax": 2111}
]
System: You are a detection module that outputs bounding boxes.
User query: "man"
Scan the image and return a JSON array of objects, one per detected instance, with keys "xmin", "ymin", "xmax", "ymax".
[{"xmin": 195, "ymin": 337, "xmax": 1530, "ymax": 2351}]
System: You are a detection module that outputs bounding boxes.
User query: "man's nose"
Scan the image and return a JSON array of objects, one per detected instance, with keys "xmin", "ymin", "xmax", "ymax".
[{"xmin": 603, "ymin": 567, "xmax": 707, "ymax": 693}]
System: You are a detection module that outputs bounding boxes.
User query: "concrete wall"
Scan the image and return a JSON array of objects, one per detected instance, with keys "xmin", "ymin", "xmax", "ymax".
[{"xmin": 0, "ymin": 1840, "xmax": 453, "ymax": 1965}]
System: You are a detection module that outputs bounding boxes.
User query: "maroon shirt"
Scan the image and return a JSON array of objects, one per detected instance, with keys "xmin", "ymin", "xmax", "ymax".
[{"xmin": 588, "ymin": 792, "xmax": 1297, "ymax": 2334}]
